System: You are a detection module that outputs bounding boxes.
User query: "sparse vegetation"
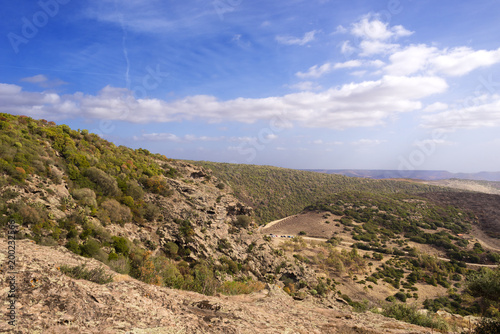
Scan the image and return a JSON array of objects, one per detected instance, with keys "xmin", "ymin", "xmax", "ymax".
[
  {"xmin": 60, "ymin": 264, "xmax": 113, "ymax": 284},
  {"xmin": 381, "ymin": 303, "xmax": 448, "ymax": 331}
]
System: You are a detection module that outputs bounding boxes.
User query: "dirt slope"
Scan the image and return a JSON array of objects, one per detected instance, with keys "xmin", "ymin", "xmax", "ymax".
[{"xmin": 0, "ymin": 238, "xmax": 436, "ymax": 334}]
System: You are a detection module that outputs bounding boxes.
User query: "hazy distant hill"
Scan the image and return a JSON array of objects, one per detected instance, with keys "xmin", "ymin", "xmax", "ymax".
[{"xmin": 306, "ymin": 169, "xmax": 500, "ymax": 181}]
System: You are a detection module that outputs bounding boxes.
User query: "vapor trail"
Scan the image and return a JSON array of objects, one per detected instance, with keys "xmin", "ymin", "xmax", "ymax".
[{"xmin": 118, "ymin": 13, "xmax": 131, "ymax": 89}]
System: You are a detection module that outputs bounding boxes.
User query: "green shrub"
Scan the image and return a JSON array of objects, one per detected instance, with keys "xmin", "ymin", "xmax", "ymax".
[
  {"xmin": 234, "ymin": 215, "xmax": 251, "ymax": 229},
  {"xmin": 112, "ymin": 236, "xmax": 130, "ymax": 255},
  {"xmin": 467, "ymin": 267, "xmax": 500, "ymax": 302},
  {"xmin": 125, "ymin": 180, "xmax": 144, "ymax": 200},
  {"xmin": 85, "ymin": 167, "xmax": 121, "ymax": 197},
  {"xmin": 101, "ymin": 199, "xmax": 132, "ymax": 225},
  {"xmin": 382, "ymin": 303, "xmax": 448, "ymax": 331},
  {"xmin": 71, "ymin": 188, "xmax": 97, "ymax": 207},
  {"xmin": 60, "ymin": 264, "xmax": 113, "ymax": 284},
  {"xmin": 140, "ymin": 175, "xmax": 172, "ymax": 196},
  {"xmin": 65, "ymin": 239, "xmax": 81, "ymax": 255},
  {"xmin": 386, "ymin": 295, "xmax": 396, "ymax": 302},
  {"xmin": 161, "ymin": 262, "xmax": 184, "ymax": 289},
  {"xmin": 395, "ymin": 292, "xmax": 407, "ymax": 302},
  {"xmin": 80, "ymin": 239, "xmax": 101, "ymax": 258},
  {"xmin": 165, "ymin": 241, "xmax": 179, "ymax": 257}
]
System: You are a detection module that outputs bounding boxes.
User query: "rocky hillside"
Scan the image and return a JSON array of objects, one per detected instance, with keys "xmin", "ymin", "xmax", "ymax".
[
  {"xmin": 0, "ymin": 238, "xmax": 443, "ymax": 334},
  {"xmin": 0, "ymin": 114, "xmax": 321, "ymax": 299}
]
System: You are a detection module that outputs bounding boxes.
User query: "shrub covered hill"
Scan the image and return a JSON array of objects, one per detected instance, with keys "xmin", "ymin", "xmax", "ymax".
[
  {"xmin": 1, "ymin": 113, "xmax": 500, "ymax": 333},
  {"xmin": 193, "ymin": 161, "xmax": 460, "ymax": 223}
]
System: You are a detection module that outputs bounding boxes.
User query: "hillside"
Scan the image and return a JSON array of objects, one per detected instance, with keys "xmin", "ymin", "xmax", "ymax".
[
  {"xmin": 192, "ymin": 161, "xmax": 459, "ymax": 223},
  {"xmin": 1, "ymin": 114, "xmax": 500, "ymax": 333},
  {"xmin": 0, "ymin": 113, "xmax": 321, "ymax": 299}
]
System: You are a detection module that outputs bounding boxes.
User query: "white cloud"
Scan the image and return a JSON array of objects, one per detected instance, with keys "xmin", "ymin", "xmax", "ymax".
[
  {"xmin": 351, "ymin": 15, "xmax": 413, "ymax": 41},
  {"xmin": 21, "ymin": 75, "xmax": 48, "ymax": 84},
  {"xmin": 296, "ymin": 63, "xmax": 333, "ymax": 78},
  {"xmin": 333, "ymin": 60, "xmax": 363, "ymax": 69},
  {"xmin": 385, "ymin": 45, "xmax": 500, "ymax": 77},
  {"xmin": 369, "ymin": 60, "xmax": 385, "ymax": 68},
  {"xmin": 0, "ymin": 75, "xmax": 447, "ymax": 130},
  {"xmin": 20, "ymin": 74, "xmax": 67, "ymax": 88},
  {"xmin": 430, "ymin": 46, "xmax": 500, "ymax": 76},
  {"xmin": 385, "ymin": 44, "xmax": 437, "ymax": 75},
  {"xmin": 423, "ymin": 102, "xmax": 448, "ymax": 113},
  {"xmin": 134, "ymin": 133, "xmax": 181, "ymax": 142},
  {"xmin": 359, "ymin": 40, "xmax": 399, "ymax": 56},
  {"xmin": 296, "ymin": 60, "xmax": 362, "ymax": 79},
  {"xmin": 340, "ymin": 41, "xmax": 355, "ymax": 55},
  {"xmin": 276, "ymin": 30, "xmax": 317, "ymax": 46},
  {"xmin": 421, "ymin": 94, "xmax": 500, "ymax": 129},
  {"xmin": 333, "ymin": 25, "xmax": 347, "ymax": 34}
]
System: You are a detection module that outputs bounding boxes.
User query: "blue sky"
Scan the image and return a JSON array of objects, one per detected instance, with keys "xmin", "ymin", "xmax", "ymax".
[{"xmin": 2, "ymin": 0, "xmax": 500, "ymax": 173}]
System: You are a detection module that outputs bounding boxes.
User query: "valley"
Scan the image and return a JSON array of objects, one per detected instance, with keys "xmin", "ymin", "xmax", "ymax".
[{"xmin": 0, "ymin": 114, "xmax": 499, "ymax": 333}]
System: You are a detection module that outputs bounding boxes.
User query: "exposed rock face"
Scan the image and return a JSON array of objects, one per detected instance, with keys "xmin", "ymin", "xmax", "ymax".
[
  {"xmin": 0, "ymin": 158, "xmax": 318, "ymax": 293},
  {"xmin": 0, "ymin": 239, "xmax": 434, "ymax": 334}
]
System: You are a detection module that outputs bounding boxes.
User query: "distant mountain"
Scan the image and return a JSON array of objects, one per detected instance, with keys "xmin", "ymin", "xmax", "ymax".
[{"xmin": 305, "ymin": 169, "xmax": 500, "ymax": 182}]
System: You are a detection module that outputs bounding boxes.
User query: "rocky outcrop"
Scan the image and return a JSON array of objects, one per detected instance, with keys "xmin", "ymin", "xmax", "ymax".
[{"xmin": 0, "ymin": 239, "xmax": 435, "ymax": 334}]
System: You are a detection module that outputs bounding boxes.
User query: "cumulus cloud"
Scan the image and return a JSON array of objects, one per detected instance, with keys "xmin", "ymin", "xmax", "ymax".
[
  {"xmin": 276, "ymin": 30, "xmax": 318, "ymax": 46},
  {"xmin": 351, "ymin": 15, "xmax": 413, "ymax": 40},
  {"xmin": 430, "ymin": 46, "xmax": 500, "ymax": 76},
  {"xmin": 421, "ymin": 94, "xmax": 500, "ymax": 129},
  {"xmin": 385, "ymin": 45, "xmax": 500, "ymax": 76},
  {"xmin": 0, "ymin": 75, "xmax": 447, "ymax": 130}
]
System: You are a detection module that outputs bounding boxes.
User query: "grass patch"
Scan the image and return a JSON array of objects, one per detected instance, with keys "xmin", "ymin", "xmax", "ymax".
[{"xmin": 60, "ymin": 264, "xmax": 113, "ymax": 284}]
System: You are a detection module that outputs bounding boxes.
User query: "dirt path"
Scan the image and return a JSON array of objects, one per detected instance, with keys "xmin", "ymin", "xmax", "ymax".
[
  {"xmin": 258, "ymin": 216, "xmax": 291, "ymax": 233},
  {"xmin": 262, "ymin": 214, "xmax": 499, "ymax": 268}
]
